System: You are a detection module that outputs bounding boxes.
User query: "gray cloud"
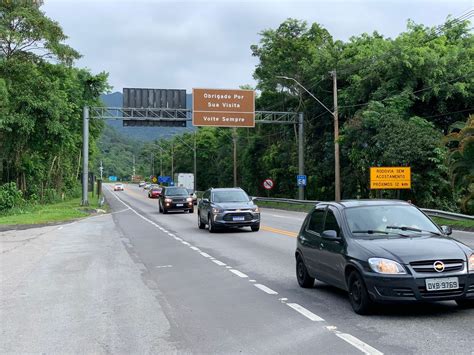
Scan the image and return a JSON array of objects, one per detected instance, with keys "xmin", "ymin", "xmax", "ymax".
[{"xmin": 43, "ymin": 0, "xmax": 471, "ymax": 92}]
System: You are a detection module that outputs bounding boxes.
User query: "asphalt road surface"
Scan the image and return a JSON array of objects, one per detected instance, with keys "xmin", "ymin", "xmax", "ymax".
[{"xmin": 104, "ymin": 183, "xmax": 474, "ymax": 354}]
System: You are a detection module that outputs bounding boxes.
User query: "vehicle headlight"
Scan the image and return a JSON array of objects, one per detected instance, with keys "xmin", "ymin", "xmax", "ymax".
[
  {"xmin": 253, "ymin": 207, "xmax": 260, "ymax": 213},
  {"xmin": 469, "ymin": 254, "xmax": 474, "ymax": 272},
  {"xmin": 186, "ymin": 197, "xmax": 193, "ymax": 202},
  {"xmin": 368, "ymin": 258, "xmax": 406, "ymax": 275},
  {"xmin": 165, "ymin": 198, "xmax": 172, "ymax": 203},
  {"xmin": 212, "ymin": 207, "xmax": 222, "ymax": 214}
]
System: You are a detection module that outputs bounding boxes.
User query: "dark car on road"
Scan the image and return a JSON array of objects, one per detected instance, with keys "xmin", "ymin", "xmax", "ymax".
[
  {"xmin": 197, "ymin": 188, "xmax": 260, "ymax": 233},
  {"xmin": 295, "ymin": 200, "xmax": 474, "ymax": 314},
  {"xmin": 158, "ymin": 186, "xmax": 194, "ymax": 214}
]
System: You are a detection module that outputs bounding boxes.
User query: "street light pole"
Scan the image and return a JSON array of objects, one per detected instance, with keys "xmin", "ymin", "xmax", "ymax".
[{"xmin": 277, "ymin": 75, "xmax": 341, "ymax": 202}]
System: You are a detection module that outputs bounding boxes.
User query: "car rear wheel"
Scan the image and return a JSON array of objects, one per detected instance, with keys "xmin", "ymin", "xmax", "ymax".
[
  {"xmin": 296, "ymin": 256, "xmax": 314, "ymax": 288},
  {"xmin": 348, "ymin": 271, "xmax": 373, "ymax": 315},
  {"xmin": 208, "ymin": 214, "xmax": 216, "ymax": 233},
  {"xmin": 189, "ymin": 208, "xmax": 194, "ymax": 214},
  {"xmin": 198, "ymin": 212, "xmax": 205, "ymax": 229},
  {"xmin": 456, "ymin": 299, "xmax": 474, "ymax": 308}
]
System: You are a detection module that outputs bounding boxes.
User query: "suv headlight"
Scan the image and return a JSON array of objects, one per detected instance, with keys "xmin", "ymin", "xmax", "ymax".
[
  {"xmin": 253, "ymin": 206, "xmax": 260, "ymax": 213},
  {"xmin": 186, "ymin": 197, "xmax": 193, "ymax": 202},
  {"xmin": 469, "ymin": 254, "xmax": 474, "ymax": 272},
  {"xmin": 368, "ymin": 258, "xmax": 406, "ymax": 275},
  {"xmin": 212, "ymin": 207, "xmax": 222, "ymax": 214},
  {"xmin": 164, "ymin": 198, "xmax": 172, "ymax": 203}
]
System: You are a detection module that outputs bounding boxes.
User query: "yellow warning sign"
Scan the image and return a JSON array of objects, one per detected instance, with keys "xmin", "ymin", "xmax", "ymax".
[{"xmin": 370, "ymin": 167, "xmax": 411, "ymax": 189}]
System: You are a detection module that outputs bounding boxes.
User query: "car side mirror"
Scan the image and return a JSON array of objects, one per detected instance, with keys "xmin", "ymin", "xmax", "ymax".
[
  {"xmin": 321, "ymin": 230, "xmax": 341, "ymax": 241},
  {"xmin": 441, "ymin": 225, "xmax": 452, "ymax": 235},
  {"xmin": 202, "ymin": 198, "xmax": 209, "ymax": 203},
  {"xmin": 251, "ymin": 196, "xmax": 257, "ymax": 202}
]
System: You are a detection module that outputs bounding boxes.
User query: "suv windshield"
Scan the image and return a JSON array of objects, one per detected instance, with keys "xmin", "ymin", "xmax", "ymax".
[
  {"xmin": 345, "ymin": 205, "xmax": 439, "ymax": 236},
  {"xmin": 165, "ymin": 188, "xmax": 188, "ymax": 196},
  {"xmin": 213, "ymin": 190, "xmax": 249, "ymax": 203}
]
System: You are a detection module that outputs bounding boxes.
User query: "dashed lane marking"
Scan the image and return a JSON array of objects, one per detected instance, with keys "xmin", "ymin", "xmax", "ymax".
[
  {"xmin": 105, "ymin": 186, "xmax": 384, "ymax": 355},
  {"xmin": 286, "ymin": 303, "xmax": 325, "ymax": 322},
  {"xmin": 334, "ymin": 332, "xmax": 383, "ymax": 355},
  {"xmin": 254, "ymin": 284, "xmax": 278, "ymax": 295},
  {"xmin": 212, "ymin": 260, "xmax": 226, "ymax": 266},
  {"xmin": 229, "ymin": 269, "xmax": 248, "ymax": 278}
]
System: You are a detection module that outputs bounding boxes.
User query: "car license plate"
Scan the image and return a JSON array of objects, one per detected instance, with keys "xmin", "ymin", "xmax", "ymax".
[
  {"xmin": 233, "ymin": 216, "xmax": 245, "ymax": 221},
  {"xmin": 425, "ymin": 277, "xmax": 459, "ymax": 291},
  {"xmin": 176, "ymin": 203, "xmax": 183, "ymax": 207}
]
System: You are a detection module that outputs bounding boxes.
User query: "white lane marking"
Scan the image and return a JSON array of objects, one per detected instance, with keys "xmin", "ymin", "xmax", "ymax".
[
  {"xmin": 254, "ymin": 284, "xmax": 278, "ymax": 295},
  {"xmin": 326, "ymin": 326, "xmax": 337, "ymax": 331},
  {"xmin": 168, "ymin": 233, "xmax": 176, "ymax": 237},
  {"xmin": 229, "ymin": 269, "xmax": 248, "ymax": 278},
  {"xmin": 190, "ymin": 246, "xmax": 200, "ymax": 251},
  {"xmin": 156, "ymin": 265, "xmax": 173, "ymax": 269},
  {"xmin": 212, "ymin": 260, "xmax": 226, "ymax": 266},
  {"xmin": 182, "ymin": 241, "xmax": 190, "ymax": 246},
  {"xmin": 200, "ymin": 252, "xmax": 212, "ymax": 258},
  {"xmin": 58, "ymin": 226, "xmax": 63, "ymax": 230},
  {"xmin": 334, "ymin": 332, "xmax": 383, "ymax": 355},
  {"xmin": 286, "ymin": 303, "xmax": 325, "ymax": 322},
  {"xmin": 249, "ymin": 279, "xmax": 256, "ymax": 283},
  {"xmin": 225, "ymin": 266, "xmax": 232, "ymax": 269},
  {"xmin": 174, "ymin": 237, "xmax": 183, "ymax": 241},
  {"xmin": 108, "ymin": 187, "xmax": 383, "ymax": 355}
]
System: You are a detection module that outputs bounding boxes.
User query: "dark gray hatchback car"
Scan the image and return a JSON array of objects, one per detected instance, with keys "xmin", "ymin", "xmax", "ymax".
[
  {"xmin": 197, "ymin": 188, "xmax": 260, "ymax": 233},
  {"xmin": 295, "ymin": 200, "xmax": 474, "ymax": 314}
]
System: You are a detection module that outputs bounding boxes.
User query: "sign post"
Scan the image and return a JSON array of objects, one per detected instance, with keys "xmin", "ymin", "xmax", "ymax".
[
  {"xmin": 192, "ymin": 88, "xmax": 255, "ymax": 127},
  {"xmin": 370, "ymin": 167, "xmax": 411, "ymax": 189}
]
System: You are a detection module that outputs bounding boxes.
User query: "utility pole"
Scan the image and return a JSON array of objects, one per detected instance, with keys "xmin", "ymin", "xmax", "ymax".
[
  {"xmin": 81, "ymin": 106, "xmax": 89, "ymax": 206},
  {"xmin": 99, "ymin": 160, "xmax": 103, "ymax": 180},
  {"xmin": 171, "ymin": 142, "xmax": 174, "ymax": 180},
  {"xmin": 194, "ymin": 131, "xmax": 197, "ymax": 191},
  {"xmin": 330, "ymin": 70, "xmax": 341, "ymax": 202},
  {"xmin": 160, "ymin": 151, "xmax": 163, "ymax": 177},
  {"xmin": 298, "ymin": 113, "xmax": 304, "ymax": 200},
  {"xmin": 232, "ymin": 127, "xmax": 237, "ymax": 187},
  {"xmin": 151, "ymin": 152, "xmax": 154, "ymax": 176},
  {"xmin": 132, "ymin": 155, "xmax": 135, "ymax": 178}
]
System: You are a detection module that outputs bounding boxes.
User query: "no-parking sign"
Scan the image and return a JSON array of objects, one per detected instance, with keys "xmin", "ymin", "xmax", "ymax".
[{"xmin": 263, "ymin": 178, "xmax": 274, "ymax": 190}]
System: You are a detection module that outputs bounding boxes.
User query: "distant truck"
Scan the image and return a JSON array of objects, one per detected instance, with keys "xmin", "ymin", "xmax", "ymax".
[{"xmin": 174, "ymin": 173, "xmax": 194, "ymax": 190}]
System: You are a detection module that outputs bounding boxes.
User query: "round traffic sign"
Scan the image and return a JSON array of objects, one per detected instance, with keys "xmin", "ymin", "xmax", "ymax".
[{"xmin": 263, "ymin": 178, "xmax": 274, "ymax": 190}]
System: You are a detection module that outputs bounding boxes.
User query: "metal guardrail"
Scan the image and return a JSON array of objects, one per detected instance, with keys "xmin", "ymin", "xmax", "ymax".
[{"xmin": 253, "ymin": 197, "xmax": 473, "ymax": 221}]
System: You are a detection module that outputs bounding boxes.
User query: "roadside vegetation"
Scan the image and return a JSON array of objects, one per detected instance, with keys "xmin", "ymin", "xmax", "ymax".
[
  {"xmin": 124, "ymin": 18, "xmax": 473, "ymax": 214},
  {"xmin": 1, "ymin": 2, "xmax": 473, "ymax": 220},
  {"xmin": 0, "ymin": 2, "xmax": 109, "ymax": 223},
  {"xmin": 0, "ymin": 194, "xmax": 104, "ymax": 226}
]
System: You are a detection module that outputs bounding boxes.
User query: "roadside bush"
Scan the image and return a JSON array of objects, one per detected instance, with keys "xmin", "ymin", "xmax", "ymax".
[{"xmin": 0, "ymin": 183, "xmax": 25, "ymax": 212}]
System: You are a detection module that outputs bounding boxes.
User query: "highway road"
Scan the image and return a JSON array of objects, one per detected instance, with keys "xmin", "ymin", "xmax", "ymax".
[{"xmin": 104, "ymin": 184, "xmax": 474, "ymax": 354}]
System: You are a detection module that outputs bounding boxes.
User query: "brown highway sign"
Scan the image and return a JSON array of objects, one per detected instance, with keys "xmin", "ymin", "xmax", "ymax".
[{"xmin": 192, "ymin": 88, "xmax": 255, "ymax": 127}]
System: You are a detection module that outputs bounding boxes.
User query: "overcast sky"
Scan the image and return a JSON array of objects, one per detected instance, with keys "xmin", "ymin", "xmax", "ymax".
[{"xmin": 43, "ymin": 0, "xmax": 472, "ymax": 93}]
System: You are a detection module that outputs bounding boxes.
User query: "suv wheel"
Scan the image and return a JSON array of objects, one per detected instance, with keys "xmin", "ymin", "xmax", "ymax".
[
  {"xmin": 208, "ymin": 214, "xmax": 216, "ymax": 233},
  {"xmin": 198, "ymin": 211, "xmax": 205, "ymax": 229},
  {"xmin": 348, "ymin": 271, "xmax": 373, "ymax": 315},
  {"xmin": 296, "ymin": 256, "xmax": 314, "ymax": 288},
  {"xmin": 251, "ymin": 224, "xmax": 260, "ymax": 232}
]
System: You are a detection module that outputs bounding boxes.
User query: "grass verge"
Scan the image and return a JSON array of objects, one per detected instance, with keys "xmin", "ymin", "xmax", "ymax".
[
  {"xmin": 431, "ymin": 217, "xmax": 474, "ymax": 229},
  {"xmin": 256, "ymin": 200, "xmax": 314, "ymax": 213},
  {"xmin": 257, "ymin": 200, "xmax": 474, "ymax": 230},
  {"xmin": 0, "ymin": 194, "xmax": 106, "ymax": 226}
]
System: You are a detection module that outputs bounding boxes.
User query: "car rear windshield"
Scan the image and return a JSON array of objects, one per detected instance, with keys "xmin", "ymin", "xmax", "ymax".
[
  {"xmin": 344, "ymin": 205, "xmax": 439, "ymax": 236},
  {"xmin": 165, "ymin": 188, "xmax": 188, "ymax": 196},
  {"xmin": 213, "ymin": 190, "xmax": 249, "ymax": 203}
]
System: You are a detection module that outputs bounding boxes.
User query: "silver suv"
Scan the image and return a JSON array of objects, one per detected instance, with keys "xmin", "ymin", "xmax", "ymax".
[{"xmin": 197, "ymin": 188, "xmax": 260, "ymax": 233}]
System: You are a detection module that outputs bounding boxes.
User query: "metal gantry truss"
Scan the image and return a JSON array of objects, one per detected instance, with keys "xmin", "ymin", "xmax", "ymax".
[
  {"xmin": 82, "ymin": 106, "xmax": 304, "ymax": 205},
  {"xmin": 89, "ymin": 107, "xmax": 299, "ymax": 124}
]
